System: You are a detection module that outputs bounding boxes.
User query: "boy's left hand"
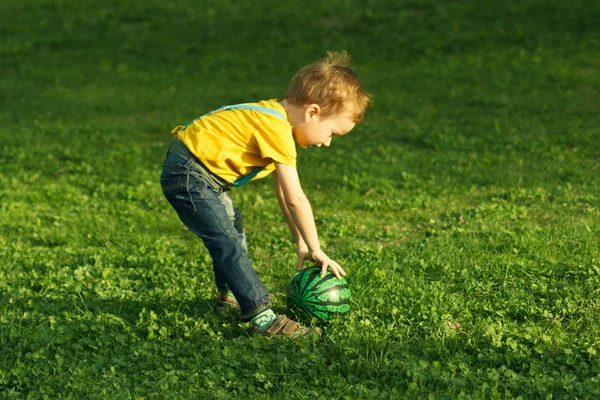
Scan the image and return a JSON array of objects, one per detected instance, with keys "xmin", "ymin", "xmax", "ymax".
[
  {"xmin": 296, "ymin": 243, "xmax": 310, "ymax": 271},
  {"xmin": 297, "ymin": 246, "xmax": 346, "ymax": 280}
]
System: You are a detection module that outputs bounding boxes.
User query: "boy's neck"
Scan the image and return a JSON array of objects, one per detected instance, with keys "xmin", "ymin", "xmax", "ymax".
[{"xmin": 281, "ymin": 99, "xmax": 305, "ymax": 127}]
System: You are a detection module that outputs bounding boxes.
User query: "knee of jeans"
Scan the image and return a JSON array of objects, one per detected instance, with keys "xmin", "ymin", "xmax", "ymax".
[
  {"xmin": 218, "ymin": 224, "xmax": 245, "ymax": 241},
  {"xmin": 239, "ymin": 233, "xmax": 248, "ymax": 252},
  {"xmin": 206, "ymin": 232, "xmax": 247, "ymax": 254}
]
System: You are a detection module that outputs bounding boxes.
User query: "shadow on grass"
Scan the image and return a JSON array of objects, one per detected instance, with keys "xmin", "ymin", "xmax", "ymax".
[{"xmin": 2, "ymin": 292, "xmax": 250, "ymax": 344}]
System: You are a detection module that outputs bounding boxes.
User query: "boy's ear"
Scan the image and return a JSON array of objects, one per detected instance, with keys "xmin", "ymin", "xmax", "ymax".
[{"xmin": 304, "ymin": 104, "xmax": 321, "ymax": 121}]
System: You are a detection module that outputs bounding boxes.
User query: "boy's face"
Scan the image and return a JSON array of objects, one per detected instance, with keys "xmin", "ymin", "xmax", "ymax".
[{"xmin": 293, "ymin": 107, "xmax": 356, "ymax": 149}]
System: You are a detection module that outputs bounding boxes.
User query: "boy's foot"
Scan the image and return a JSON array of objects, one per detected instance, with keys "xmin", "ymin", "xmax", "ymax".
[
  {"xmin": 215, "ymin": 291, "xmax": 275, "ymax": 312},
  {"xmin": 215, "ymin": 291, "xmax": 239, "ymax": 311},
  {"xmin": 254, "ymin": 315, "xmax": 322, "ymax": 340}
]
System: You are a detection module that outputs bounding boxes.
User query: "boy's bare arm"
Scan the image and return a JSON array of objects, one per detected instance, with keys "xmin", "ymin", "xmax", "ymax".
[
  {"xmin": 273, "ymin": 171, "xmax": 306, "ymax": 249},
  {"xmin": 273, "ymin": 162, "xmax": 346, "ymax": 278},
  {"xmin": 273, "ymin": 163, "xmax": 320, "ymax": 252}
]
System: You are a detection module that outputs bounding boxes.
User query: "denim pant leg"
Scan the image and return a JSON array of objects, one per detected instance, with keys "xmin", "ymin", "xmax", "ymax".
[
  {"xmin": 212, "ymin": 193, "xmax": 250, "ymax": 291},
  {"xmin": 160, "ymin": 149, "xmax": 271, "ymax": 321}
]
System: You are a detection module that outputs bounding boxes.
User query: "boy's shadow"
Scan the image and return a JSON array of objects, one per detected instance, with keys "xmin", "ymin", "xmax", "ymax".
[{"xmin": 7, "ymin": 292, "xmax": 251, "ymax": 342}]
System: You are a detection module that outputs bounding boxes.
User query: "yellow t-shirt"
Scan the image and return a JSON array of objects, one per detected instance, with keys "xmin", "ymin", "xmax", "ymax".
[{"xmin": 171, "ymin": 99, "xmax": 296, "ymax": 184}]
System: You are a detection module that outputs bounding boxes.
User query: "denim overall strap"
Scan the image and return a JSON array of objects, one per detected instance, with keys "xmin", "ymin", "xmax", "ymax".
[
  {"xmin": 182, "ymin": 104, "xmax": 286, "ymax": 130},
  {"xmin": 182, "ymin": 103, "xmax": 287, "ymax": 188}
]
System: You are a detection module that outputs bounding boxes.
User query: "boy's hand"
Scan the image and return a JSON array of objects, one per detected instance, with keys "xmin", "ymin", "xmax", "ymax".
[
  {"xmin": 297, "ymin": 247, "xmax": 346, "ymax": 280},
  {"xmin": 296, "ymin": 243, "xmax": 310, "ymax": 271}
]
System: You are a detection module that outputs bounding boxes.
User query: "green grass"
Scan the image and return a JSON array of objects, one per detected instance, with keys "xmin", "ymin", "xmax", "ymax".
[{"xmin": 1, "ymin": 0, "xmax": 599, "ymax": 398}]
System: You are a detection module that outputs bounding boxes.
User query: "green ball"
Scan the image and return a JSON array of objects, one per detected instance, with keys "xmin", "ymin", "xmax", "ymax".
[{"xmin": 286, "ymin": 266, "xmax": 351, "ymax": 321}]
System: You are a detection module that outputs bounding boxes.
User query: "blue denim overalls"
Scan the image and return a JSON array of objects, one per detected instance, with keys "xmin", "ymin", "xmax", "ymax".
[{"xmin": 160, "ymin": 104, "xmax": 286, "ymax": 321}]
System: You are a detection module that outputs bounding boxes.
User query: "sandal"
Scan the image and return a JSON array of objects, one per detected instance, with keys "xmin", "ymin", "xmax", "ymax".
[
  {"xmin": 215, "ymin": 291, "xmax": 239, "ymax": 311},
  {"xmin": 216, "ymin": 291, "xmax": 275, "ymax": 312},
  {"xmin": 254, "ymin": 315, "xmax": 322, "ymax": 340}
]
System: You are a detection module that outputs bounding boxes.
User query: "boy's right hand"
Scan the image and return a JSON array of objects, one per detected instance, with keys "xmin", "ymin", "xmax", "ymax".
[{"xmin": 297, "ymin": 246, "xmax": 346, "ymax": 280}]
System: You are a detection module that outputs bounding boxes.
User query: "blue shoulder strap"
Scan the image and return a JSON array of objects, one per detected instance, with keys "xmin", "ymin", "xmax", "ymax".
[
  {"xmin": 183, "ymin": 103, "xmax": 287, "ymax": 188},
  {"xmin": 213, "ymin": 104, "xmax": 286, "ymax": 121},
  {"xmin": 182, "ymin": 103, "xmax": 286, "ymax": 130}
]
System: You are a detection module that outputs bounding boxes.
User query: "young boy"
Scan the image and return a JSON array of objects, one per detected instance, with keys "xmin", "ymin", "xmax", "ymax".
[{"xmin": 160, "ymin": 51, "xmax": 370, "ymax": 339}]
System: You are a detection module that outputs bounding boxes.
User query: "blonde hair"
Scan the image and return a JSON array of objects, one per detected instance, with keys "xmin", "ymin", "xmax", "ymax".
[{"xmin": 285, "ymin": 51, "xmax": 371, "ymax": 123}]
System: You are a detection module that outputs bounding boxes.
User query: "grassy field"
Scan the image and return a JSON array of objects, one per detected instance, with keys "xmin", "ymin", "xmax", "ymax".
[{"xmin": 1, "ymin": 0, "xmax": 599, "ymax": 398}]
